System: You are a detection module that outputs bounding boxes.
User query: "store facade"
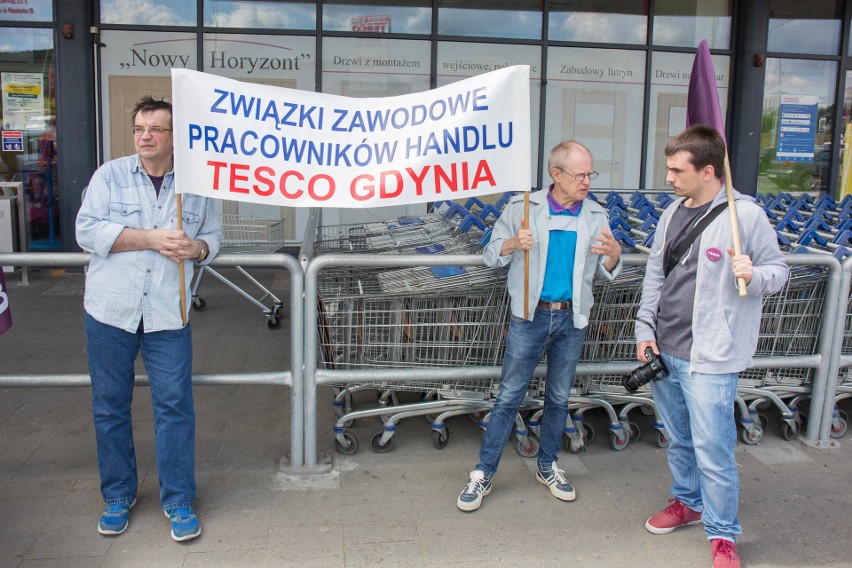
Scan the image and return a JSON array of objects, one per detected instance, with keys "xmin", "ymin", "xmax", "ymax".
[{"xmin": 1, "ymin": 0, "xmax": 851, "ymax": 250}]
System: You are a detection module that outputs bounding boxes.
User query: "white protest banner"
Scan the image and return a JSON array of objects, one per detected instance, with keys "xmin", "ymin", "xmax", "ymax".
[{"xmin": 172, "ymin": 66, "xmax": 530, "ymax": 208}]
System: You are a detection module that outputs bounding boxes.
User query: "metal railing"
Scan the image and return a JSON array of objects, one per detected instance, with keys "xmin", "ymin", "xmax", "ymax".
[{"xmin": 0, "ymin": 251, "xmax": 306, "ymax": 471}]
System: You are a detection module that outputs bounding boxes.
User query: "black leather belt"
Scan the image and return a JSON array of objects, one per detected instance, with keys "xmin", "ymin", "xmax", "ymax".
[{"xmin": 537, "ymin": 300, "xmax": 571, "ymax": 311}]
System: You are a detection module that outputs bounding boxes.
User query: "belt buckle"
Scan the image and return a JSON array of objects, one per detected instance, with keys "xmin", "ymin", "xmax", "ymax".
[{"xmin": 549, "ymin": 301, "xmax": 561, "ymax": 310}]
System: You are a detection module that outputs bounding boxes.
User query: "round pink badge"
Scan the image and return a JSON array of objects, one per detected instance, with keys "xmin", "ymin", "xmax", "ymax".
[{"xmin": 706, "ymin": 247, "xmax": 722, "ymax": 261}]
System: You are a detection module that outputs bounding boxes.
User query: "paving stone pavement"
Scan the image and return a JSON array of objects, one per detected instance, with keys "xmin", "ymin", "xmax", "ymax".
[{"xmin": 0, "ymin": 266, "xmax": 851, "ymax": 567}]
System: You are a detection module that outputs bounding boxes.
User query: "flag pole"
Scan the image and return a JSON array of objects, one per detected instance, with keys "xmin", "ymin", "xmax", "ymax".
[
  {"xmin": 523, "ymin": 191, "xmax": 530, "ymax": 320},
  {"xmin": 176, "ymin": 194, "xmax": 187, "ymax": 326},
  {"xmin": 723, "ymin": 152, "xmax": 748, "ymax": 297},
  {"xmin": 687, "ymin": 39, "xmax": 746, "ymax": 297}
]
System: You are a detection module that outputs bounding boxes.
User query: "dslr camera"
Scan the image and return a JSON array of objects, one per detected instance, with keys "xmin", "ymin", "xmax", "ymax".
[{"xmin": 622, "ymin": 347, "xmax": 668, "ymax": 392}]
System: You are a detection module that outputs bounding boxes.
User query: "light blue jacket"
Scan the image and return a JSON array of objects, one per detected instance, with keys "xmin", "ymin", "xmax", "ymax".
[
  {"xmin": 635, "ymin": 187, "xmax": 789, "ymax": 374},
  {"xmin": 483, "ymin": 190, "xmax": 621, "ymax": 327},
  {"xmin": 76, "ymin": 154, "xmax": 222, "ymax": 333}
]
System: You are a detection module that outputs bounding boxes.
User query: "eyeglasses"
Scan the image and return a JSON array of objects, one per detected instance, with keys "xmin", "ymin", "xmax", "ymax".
[
  {"xmin": 131, "ymin": 126, "xmax": 172, "ymax": 136},
  {"xmin": 556, "ymin": 167, "xmax": 599, "ymax": 181}
]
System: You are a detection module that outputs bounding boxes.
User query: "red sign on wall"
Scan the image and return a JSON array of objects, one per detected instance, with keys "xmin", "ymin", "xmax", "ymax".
[{"xmin": 351, "ymin": 15, "xmax": 391, "ymax": 33}]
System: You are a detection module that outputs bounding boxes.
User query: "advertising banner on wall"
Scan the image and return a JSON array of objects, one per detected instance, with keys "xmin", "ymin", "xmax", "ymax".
[{"xmin": 172, "ymin": 66, "xmax": 531, "ymax": 208}]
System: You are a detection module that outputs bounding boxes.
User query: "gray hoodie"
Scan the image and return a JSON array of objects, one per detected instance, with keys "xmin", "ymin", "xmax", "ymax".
[{"xmin": 634, "ymin": 187, "xmax": 789, "ymax": 374}]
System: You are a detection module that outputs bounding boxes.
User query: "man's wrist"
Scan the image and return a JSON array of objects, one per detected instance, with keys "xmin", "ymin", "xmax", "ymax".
[{"xmin": 195, "ymin": 239, "xmax": 209, "ymax": 261}]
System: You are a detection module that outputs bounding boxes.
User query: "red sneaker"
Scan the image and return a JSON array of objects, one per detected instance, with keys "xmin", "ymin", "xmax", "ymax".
[
  {"xmin": 711, "ymin": 539, "xmax": 741, "ymax": 568},
  {"xmin": 645, "ymin": 498, "xmax": 702, "ymax": 534}
]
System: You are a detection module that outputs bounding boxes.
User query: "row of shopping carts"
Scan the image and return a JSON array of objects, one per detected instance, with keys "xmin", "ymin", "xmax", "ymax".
[{"xmin": 314, "ymin": 189, "xmax": 851, "ymax": 456}]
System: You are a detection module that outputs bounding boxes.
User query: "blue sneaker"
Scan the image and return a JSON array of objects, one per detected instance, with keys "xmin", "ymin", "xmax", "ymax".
[
  {"xmin": 536, "ymin": 463, "xmax": 576, "ymax": 501},
  {"xmin": 164, "ymin": 506, "xmax": 202, "ymax": 542},
  {"xmin": 97, "ymin": 497, "xmax": 137, "ymax": 535},
  {"xmin": 457, "ymin": 470, "xmax": 492, "ymax": 512}
]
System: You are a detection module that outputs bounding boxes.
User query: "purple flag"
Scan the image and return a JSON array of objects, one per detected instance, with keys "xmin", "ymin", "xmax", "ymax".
[
  {"xmin": 687, "ymin": 39, "xmax": 726, "ymax": 144},
  {"xmin": 0, "ymin": 269, "xmax": 11, "ymax": 336}
]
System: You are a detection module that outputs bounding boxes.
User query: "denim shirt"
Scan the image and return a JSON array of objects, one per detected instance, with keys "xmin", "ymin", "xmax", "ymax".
[{"xmin": 76, "ymin": 155, "xmax": 222, "ymax": 333}]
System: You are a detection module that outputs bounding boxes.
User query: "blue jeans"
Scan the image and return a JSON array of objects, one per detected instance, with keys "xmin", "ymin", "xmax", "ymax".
[
  {"xmin": 84, "ymin": 312, "xmax": 196, "ymax": 510},
  {"xmin": 651, "ymin": 353, "xmax": 742, "ymax": 542},
  {"xmin": 476, "ymin": 306, "xmax": 585, "ymax": 477}
]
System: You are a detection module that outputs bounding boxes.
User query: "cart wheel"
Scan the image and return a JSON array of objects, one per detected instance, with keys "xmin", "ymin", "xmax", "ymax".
[
  {"xmin": 469, "ymin": 410, "xmax": 487, "ymax": 424},
  {"xmin": 432, "ymin": 429, "xmax": 450, "ymax": 449},
  {"xmin": 830, "ymin": 416, "xmax": 848, "ymax": 438},
  {"xmin": 796, "ymin": 412, "xmax": 808, "ymax": 430},
  {"xmin": 655, "ymin": 430, "xmax": 668, "ymax": 448},
  {"xmin": 266, "ymin": 315, "xmax": 281, "ymax": 329},
  {"xmin": 610, "ymin": 431, "xmax": 629, "ymax": 451},
  {"xmin": 582, "ymin": 422, "xmax": 596, "ymax": 444},
  {"xmin": 756, "ymin": 413, "xmax": 769, "ymax": 430},
  {"xmin": 563, "ymin": 435, "xmax": 584, "ymax": 454},
  {"xmin": 640, "ymin": 404, "xmax": 655, "ymax": 416},
  {"xmin": 370, "ymin": 431, "xmax": 394, "ymax": 453},
  {"xmin": 781, "ymin": 422, "xmax": 797, "ymax": 441},
  {"xmin": 334, "ymin": 431, "xmax": 358, "ymax": 455},
  {"xmin": 839, "ymin": 409, "xmax": 849, "ymax": 423},
  {"xmin": 517, "ymin": 435, "xmax": 539, "ymax": 458},
  {"xmin": 191, "ymin": 297, "xmax": 207, "ymax": 311},
  {"xmin": 627, "ymin": 422, "xmax": 641, "ymax": 443},
  {"xmin": 741, "ymin": 426, "xmax": 763, "ymax": 445}
]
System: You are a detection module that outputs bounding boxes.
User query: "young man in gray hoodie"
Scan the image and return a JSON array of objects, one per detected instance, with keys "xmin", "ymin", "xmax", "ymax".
[{"xmin": 635, "ymin": 125, "xmax": 788, "ymax": 568}]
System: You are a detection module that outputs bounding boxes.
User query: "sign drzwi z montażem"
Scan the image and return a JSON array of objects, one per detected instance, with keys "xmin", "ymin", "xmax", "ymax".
[{"xmin": 171, "ymin": 66, "xmax": 531, "ymax": 208}]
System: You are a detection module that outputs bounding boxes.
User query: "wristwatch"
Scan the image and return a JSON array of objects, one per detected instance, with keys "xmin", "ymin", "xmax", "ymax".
[{"xmin": 196, "ymin": 240, "xmax": 209, "ymax": 262}]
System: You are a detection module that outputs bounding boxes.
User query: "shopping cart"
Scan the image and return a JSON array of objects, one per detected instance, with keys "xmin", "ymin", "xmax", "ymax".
[{"xmin": 190, "ymin": 214, "xmax": 286, "ymax": 328}]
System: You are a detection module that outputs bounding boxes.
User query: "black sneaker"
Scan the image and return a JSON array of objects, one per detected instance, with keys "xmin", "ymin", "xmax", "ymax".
[
  {"xmin": 457, "ymin": 470, "xmax": 492, "ymax": 512},
  {"xmin": 536, "ymin": 464, "xmax": 576, "ymax": 501}
]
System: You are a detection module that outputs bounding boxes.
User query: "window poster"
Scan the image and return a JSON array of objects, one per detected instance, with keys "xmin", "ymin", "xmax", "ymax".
[
  {"xmin": 545, "ymin": 47, "xmax": 646, "ymax": 190},
  {"xmin": 437, "ymin": 42, "xmax": 541, "ymax": 189},
  {"xmin": 777, "ymin": 94, "xmax": 818, "ymax": 161},
  {"xmin": 1, "ymin": 72, "xmax": 44, "ymax": 130},
  {"xmin": 645, "ymin": 51, "xmax": 729, "ymax": 189},
  {"xmin": 0, "ymin": 0, "xmax": 52, "ymax": 22}
]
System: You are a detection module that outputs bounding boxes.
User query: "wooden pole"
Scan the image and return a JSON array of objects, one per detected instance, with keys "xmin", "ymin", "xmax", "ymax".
[
  {"xmin": 176, "ymin": 194, "xmax": 188, "ymax": 326},
  {"xmin": 723, "ymin": 150, "xmax": 747, "ymax": 297},
  {"xmin": 523, "ymin": 191, "xmax": 530, "ymax": 319}
]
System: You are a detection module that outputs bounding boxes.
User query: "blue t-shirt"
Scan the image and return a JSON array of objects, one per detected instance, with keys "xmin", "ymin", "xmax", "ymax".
[{"xmin": 540, "ymin": 203, "xmax": 580, "ymax": 302}]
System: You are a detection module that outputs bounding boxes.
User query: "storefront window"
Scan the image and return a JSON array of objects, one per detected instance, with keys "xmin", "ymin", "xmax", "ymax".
[
  {"xmin": 768, "ymin": 0, "xmax": 841, "ymax": 56},
  {"xmin": 759, "ymin": 57, "xmax": 836, "ymax": 194},
  {"xmin": 653, "ymin": 0, "xmax": 731, "ymax": 49},
  {"xmin": 203, "ymin": 33, "xmax": 315, "ymax": 234},
  {"xmin": 437, "ymin": 0, "xmax": 542, "ymax": 40},
  {"xmin": 0, "ymin": 27, "xmax": 57, "ymax": 250},
  {"xmin": 323, "ymin": 1, "xmax": 430, "ymax": 34},
  {"xmin": 548, "ymin": 1, "xmax": 646, "ymax": 45},
  {"xmin": 100, "ymin": 0, "xmax": 196, "ymax": 26},
  {"xmin": 321, "ymin": 36, "xmax": 431, "ymax": 225},
  {"xmin": 838, "ymin": 71, "xmax": 852, "ymax": 197},
  {"xmin": 99, "ymin": 30, "xmax": 197, "ymax": 162},
  {"xmin": 437, "ymin": 42, "xmax": 540, "ymax": 189},
  {"xmin": 204, "ymin": 0, "xmax": 315, "ymax": 29},
  {"xmin": 545, "ymin": 47, "xmax": 646, "ymax": 190},
  {"xmin": 0, "ymin": 0, "xmax": 52, "ymax": 22},
  {"xmin": 645, "ymin": 51, "xmax": 729, "ymax": 189}
]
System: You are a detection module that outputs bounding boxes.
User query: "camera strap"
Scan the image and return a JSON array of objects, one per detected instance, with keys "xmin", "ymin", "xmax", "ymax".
[{"xmin": 663, "ymin": 202, "xmax": 729, "ymax": 277}]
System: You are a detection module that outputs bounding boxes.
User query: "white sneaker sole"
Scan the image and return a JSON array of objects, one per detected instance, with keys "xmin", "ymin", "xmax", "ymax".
[
  {"xmin": 644, "ymin": 518, "xmax": 702, "ymax": 535},
  {"xmin": 536, "ymin": 473, "xmax": 576, "ymax": 501},
  {"xmin": 457, "ymin": 485, "xmax": 492, "ymax": 512}
]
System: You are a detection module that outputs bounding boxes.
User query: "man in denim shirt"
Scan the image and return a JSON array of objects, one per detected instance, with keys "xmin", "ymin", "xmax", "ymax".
[
  {"xmin": 76, "ymin": 96, "xmax": 222, "ymax": 542},
  {"xmin": 457, "ymin": 140, "xmax": 622, "ymax": 511}
]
